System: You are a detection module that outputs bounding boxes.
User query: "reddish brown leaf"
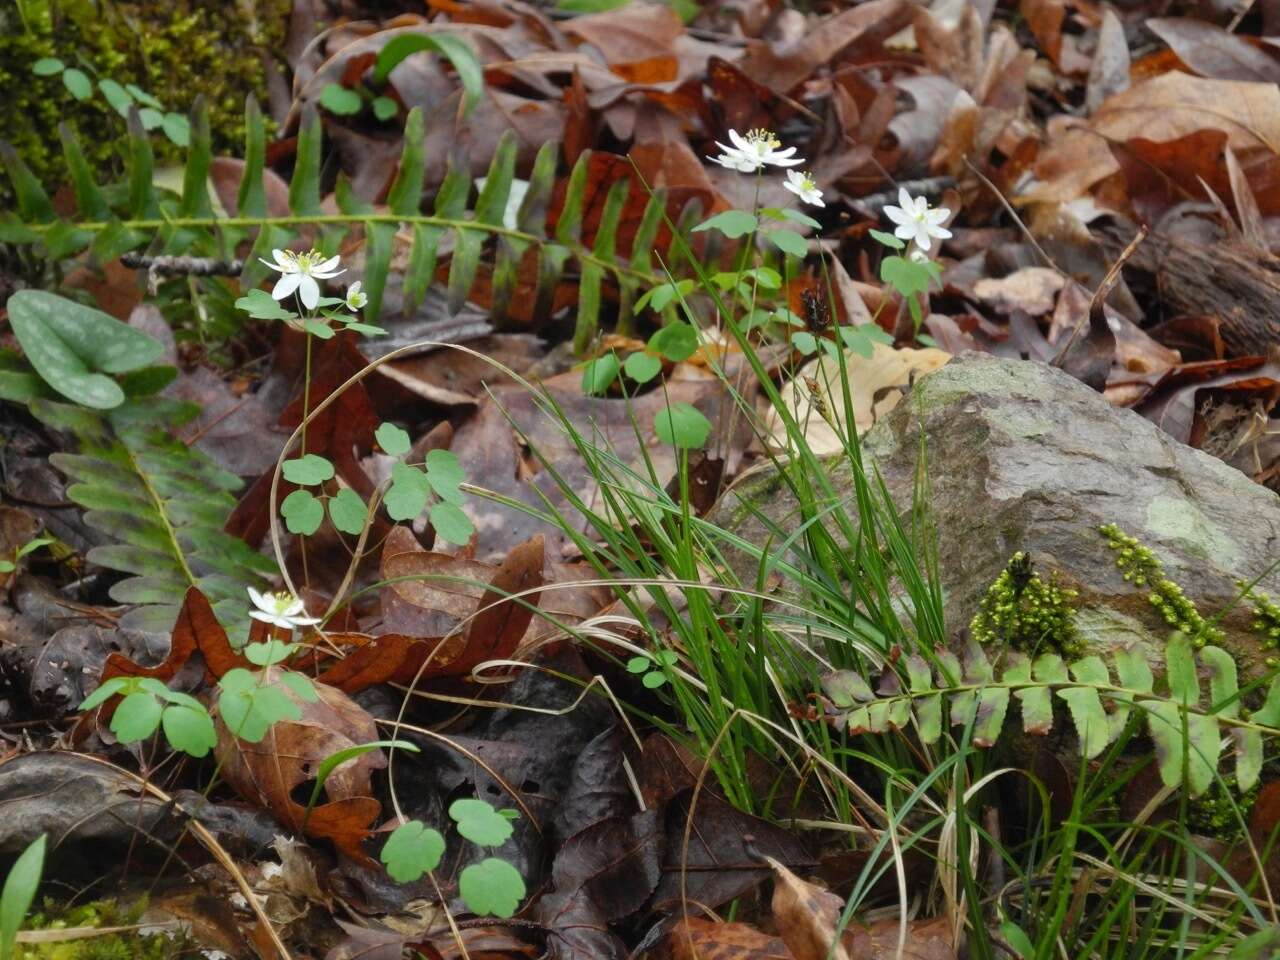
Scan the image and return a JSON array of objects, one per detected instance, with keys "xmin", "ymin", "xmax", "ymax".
[
  {"xmin": 101, "ymin": 587, "xmax": 246, "ymax": 686},
  {"xmin": 736, "ymin": 0, "xmax": 912, "ymax": 95},
  {"xmin": 214, "ymin": 669, "xmax": 385, "ymax": 861},
  {"xmin": 660, "ymin": 917, "xmax": 794, "ymax": 959}
]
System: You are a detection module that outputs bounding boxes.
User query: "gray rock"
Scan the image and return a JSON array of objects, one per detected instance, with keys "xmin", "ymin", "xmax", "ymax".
[{"xmin": 716, "ymin": 353, "xmax": 1280, "ymax": 673}]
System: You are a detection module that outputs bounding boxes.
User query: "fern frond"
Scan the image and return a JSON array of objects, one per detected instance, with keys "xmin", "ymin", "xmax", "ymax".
[
  {"xmin": 823, "ymin": 639, "xmax": 1280, "ymax": 797},
  {"xmin": 32, "ymin": 396, "xmax": 276, "ymax": 633},
  {"xmin": 2, "ymin": 99, "xmax": 698, "ymax": 349}
]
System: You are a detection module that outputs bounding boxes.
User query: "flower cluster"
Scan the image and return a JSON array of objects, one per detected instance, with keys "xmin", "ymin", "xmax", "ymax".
[
  {"xmin": 261, "ymin": 249, "xmax": 344, "ymax": 310},
  {"xmin": 708, "ymin": 130, "xmax": 952, "ymax": 254},
  {"xmin": 709, "ymin": 128, "xmax": 825, "ymax": 209}
]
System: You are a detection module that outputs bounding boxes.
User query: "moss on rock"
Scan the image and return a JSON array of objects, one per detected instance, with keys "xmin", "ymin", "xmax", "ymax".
[{"xmin": 0, "ymin": 0, "xmax": 289, "ymax": 201}]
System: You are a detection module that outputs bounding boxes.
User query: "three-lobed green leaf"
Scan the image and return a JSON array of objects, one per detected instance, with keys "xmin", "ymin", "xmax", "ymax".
[{"xmin": 381, "ymin": 820, "xmax": 446, "ymax": 883}]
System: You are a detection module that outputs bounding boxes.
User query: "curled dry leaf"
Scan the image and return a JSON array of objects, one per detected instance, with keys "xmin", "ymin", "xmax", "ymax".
[
  {"xmin": 214, "ymin": 668, "xmax": 385, "ymax": 861},
  {"xmin": 767, "ymin": 857, "xmax": 851, "ymax": 960},
  {"xmin": 308, "ymin": 534, "xmax": 549, "ymax": 693},
  {"xmin": 769, "ymin": 343, "xmax": 952, "ymax": 455},
  {"xmin": 1032, "ymin": 72, "xmax": 1280, "ymax": 204}
]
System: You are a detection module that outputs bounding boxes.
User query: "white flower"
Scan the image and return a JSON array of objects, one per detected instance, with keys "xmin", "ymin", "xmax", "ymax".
[
  {"xmin": 709, "ymin": 129, "xmax": 804, "ymax": 173},
  {"xmin": 259, "ymin": 249, "xmax": 345, "ymax": 310},
  {"xmin": 344, "ymin": 281, "xmax": 367, "ymax": 312},
  {"xmin": 783, "ymin": 170, "xmax": 824, "ymax": 207},
  {"xmin": 883, "ymin": 188, "xmax": 952, "ymax": 252},
  {"xmin": 247, "ymin": 587, "xmax": 321, "ymax": 631}
]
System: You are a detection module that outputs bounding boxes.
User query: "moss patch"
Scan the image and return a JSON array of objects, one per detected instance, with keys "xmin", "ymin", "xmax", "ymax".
[
  {"xmin": 19, "ymin": 897, "xmax": 198, "ymax": 959},
  {"xmin": 0, "ymin": 0, "xmax": 289, "ymax": 200}
]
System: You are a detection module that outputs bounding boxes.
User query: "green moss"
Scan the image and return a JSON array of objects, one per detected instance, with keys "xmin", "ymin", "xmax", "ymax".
[
  {"xmin": 1100, "ymin": 523, "xmax": 1224, "ymax": 647},
  {"xmin": 1236, "ymin": 581, "xmax": 1280, "ymax": 667},
  {"xmin": 0, "ymin": 0, "xmax": 289, "ymax": 200},
  {"xmin": 971, "ymin": 552, "xmax": 1083, "ymax": 659},
  {"xmin": 19, "ymin": 897, "xmax": 196, "ymax": 959},
  {"xmin": 1184, "ymin": 774, "xmax": 1259, "ymax": 841}
]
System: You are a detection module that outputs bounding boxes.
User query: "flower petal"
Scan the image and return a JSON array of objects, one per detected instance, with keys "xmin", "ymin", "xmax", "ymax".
[
  {"xmin": 930, "ymin": 225, "xmax": 953, "ymax": 240},
  {"xmin": 272, "ymin": 249, "xmax": 294, "ymax": 270},
  {"xmin": 299, "ymin": 276, "xmax": 321, "ymax": 310},
  {"xmin": 883, "ymin": 205, "xmax": 909, "ymax": 225},
  {"xmin": 271, "ymin": 272, "xmax": 302, "ymax": 301},
  {"xmin": 259, "ymin": 257, "xmax": 285, "ymax": 274},
  {"xmin": 894, "ymin": 223, "xmax": 916, "ymax": 241},
  {"xmin": 247, "ymin": 586, "xmax": 269, "ymax": 612},
  {"xmin": 925, "ymin": 207, "xmax": 950, "ymax": 225},
  {"xmin": 898, "ymin": 187, "xmax": 913, "ymax": 211},
  {"xmin": 728, "ymin": 129, "xmax": 750, "ymax": 152},
  {"xmin": 914, "ymin": 228, "xmax": 933, "ymax": 252},
  {"xmin": 314, "ymin": 255, "xmax": 343, "ymax": 276}
]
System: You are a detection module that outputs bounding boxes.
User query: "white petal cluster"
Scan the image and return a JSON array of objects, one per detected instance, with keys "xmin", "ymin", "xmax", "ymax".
[
  {"xmin": 883, "ymin": 188, "xmax": 952, "ymax": 252},
  {"xmin": 783, "ymin": 170, "xmax": 824, "ymax": 207},
  {"xmin": 260, "ymin": 249, "xmax": 345, "ymax": 310},
  {"xmin": 709, "ymin": 129, "xmax": 804, "ymax": 173},
  {"xmin": 344, "ymin": 281, "xmax": 367, "ymax": 312},
  {"xmin": 247, "ymin": 587, "xmax": 321, "ymax": 631}
]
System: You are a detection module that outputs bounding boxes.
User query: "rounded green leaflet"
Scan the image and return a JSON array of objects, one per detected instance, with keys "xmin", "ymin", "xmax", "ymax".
[
  {"xmin": 449, "ymin": 798, "xmax": 515, "ymax": 846},
  {"xmin": 112, "ymin": 690, "xmax": 163, "ymax": 743},
  {"xmin": 161, "ymin": 703, "xmax": 216, "ymax": 757},
  {"xmin": 768, "ymin": 229, "xmax": 807, "ymax": 258},
  {"xmin": 282, "ymin": 454, "xmax": 335, "ymax": 486},
  {"xmin": 161, "ymin": 113, "xmax": 190, "ymax": 147},
  {"xmin": 245, "ymin": 640, "xmax": 298, "ymax": 667},
  {"xmin": 372, "ymin": 96, "xmax": 398, "ymax": 121},
  {"xmin": 32, "ymin": 57, "xmax": 65, "ymax": 76},
  {"xmin": 654, "ymin": 402, "xmax": 710, "ymax": 449},
  {"xmin": 624, "ymin": 351, "xmax": 662, "ymax": 384},
  {"xmin": 79, "ymin": 676, "xmax": 131, "ymax": 712},
  {"xmin": 459, "ymin": 858, "xmax": 525, "ymax": 918},
  {"xmin": 381, "ymin": 821, "xmax": 446, "ymax": 883},
  {"xmin": 626, "ymin": 656, "xmax": 651, "ymax": 674},
  {"xmin": 642, "ymin": 671, "xmax": 668, "ymax": 689},
  {"xmin": 581, "ymin": 353, "xmax": 620, "ymax": 395},
  {"xmin": 385, "ymin": 462, "xmax": 430, "ymax": 521},
  {"xmin": 375, "ymin": 422, "xmax": 411, "ymax": 457},
  {"xmin": 281, "ymin": 489, "xmax": 324, "ymax": 535},
  {"xmin": 328, "ymin": 488, "xmax": 368, "ymax": 535},
  {"xmin": 692, "ymin": 210, "xmax": 757, "ymax": 239},
  {"xmin": 97, "ymin": 79, "xmax": 133, "ymax": 116},
  {"xmin": 649, "ymin": 322, "xmax": 699, "ymax": 362},
  {"xmin": 61, "ymin": 68, "xmax": 92, "ymax": 100},
  {"xmin": 425, "ymin": 449, "xmax": 466, "ymax": 504},
  {"xmin": 7, "ymin": 291, "xmax": 164, "ymax": 410},
  {"xmin": 430, "ymin": 501, "xmax": 473, "ymax": 545},
  {"xmin": 319, "ymin": 83, "xmax": 363, "ymax": 116}
]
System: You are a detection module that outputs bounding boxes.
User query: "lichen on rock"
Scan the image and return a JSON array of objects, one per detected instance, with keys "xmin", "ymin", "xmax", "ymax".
[{"xmin": 714, "ymin": 353, "xmax": 1280, "ymax": 675}]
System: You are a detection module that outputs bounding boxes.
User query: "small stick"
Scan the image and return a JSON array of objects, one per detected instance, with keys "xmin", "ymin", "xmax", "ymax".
[{"xmin": 120, "ymin": 253, "xmax": 245, "ymax": 277}]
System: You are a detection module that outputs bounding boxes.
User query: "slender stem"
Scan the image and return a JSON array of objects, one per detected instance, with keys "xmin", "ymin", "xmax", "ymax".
[{"xmin": 300, "ymin": 326, "xmax": 312, "ymax": 590}]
